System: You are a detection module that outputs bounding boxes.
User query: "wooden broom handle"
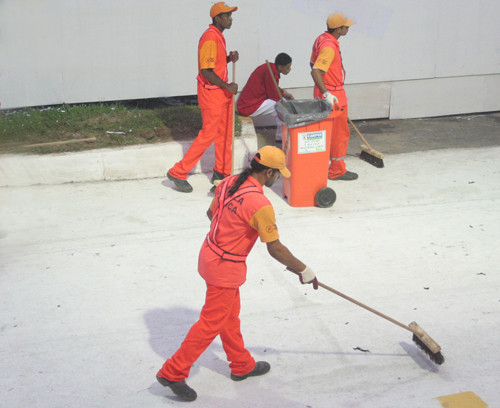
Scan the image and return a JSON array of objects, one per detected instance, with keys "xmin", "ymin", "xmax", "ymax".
[
  {"xmin": 231, "ymin": 61, "xmax": 236, "ymax": 175},
  {"xmin": 265, "ymin": 60, "xmax": 288, "ymax": 109},
  {"xmin": 348, "ymin": 117, "xmax": 373, "ymax": 150},
  {"xmin": 287, "ymin": 268, "xmax": 411, "ymax": 332}
]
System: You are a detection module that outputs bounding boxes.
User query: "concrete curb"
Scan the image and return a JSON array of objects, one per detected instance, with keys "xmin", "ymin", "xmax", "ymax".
[{"xmin": 0, "ymin": 117, "xmax": 258, "ymax": 187}]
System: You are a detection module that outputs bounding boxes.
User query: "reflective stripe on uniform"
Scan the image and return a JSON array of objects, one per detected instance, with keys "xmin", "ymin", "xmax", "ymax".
[
  {"xmin": 206, "ymin": 235, "xmax": 246, "ymax": 262},
  {"xmin": 208, "ymin": 176, "xmax": 261, "ymax": 263}
]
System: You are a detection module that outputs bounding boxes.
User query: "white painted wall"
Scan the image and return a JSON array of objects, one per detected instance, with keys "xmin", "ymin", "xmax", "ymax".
[{"xmin": 1, "ymin": 0, "xmax": 499, "ymax": 119}]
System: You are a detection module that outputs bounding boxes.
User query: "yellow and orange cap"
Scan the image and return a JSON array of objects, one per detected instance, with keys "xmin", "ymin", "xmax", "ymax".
[
  {"xmin": 254, "ymin": 146, "xmax": 291, "ymax": 178},
  {"xmin": 210, "ymin": 2, "xmax": 238, "ymax": 18},
  {"xmin": 327, "ymin": 13, "xmax": 354, "ymax": 29}
]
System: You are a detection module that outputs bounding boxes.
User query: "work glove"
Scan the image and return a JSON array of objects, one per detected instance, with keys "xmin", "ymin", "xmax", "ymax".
[
  {"xmin": 323, "ymin": 91, "xmax": 338, "ymax": 107},
  {"xmin": 298, "ymin": 266, "xmax": 319, "ymax": 290}
]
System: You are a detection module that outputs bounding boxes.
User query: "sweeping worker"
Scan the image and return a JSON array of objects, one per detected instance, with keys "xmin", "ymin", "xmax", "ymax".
[
  {"xmin": 156, "ymin": 146, "xmax": 319, "ymax": 401},
  {"xmin": 237, "ymin": 53, "xmax": 294, "ymax": 144},
  {"xmin": 167, "ymin": 2, "xmax": 239, "ymax": 193},
  {"xmin": 310, "ymin": 13, "xmax": 358, "ymax": 181}
]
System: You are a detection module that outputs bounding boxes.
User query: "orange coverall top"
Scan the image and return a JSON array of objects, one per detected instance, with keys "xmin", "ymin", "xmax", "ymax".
[
  {"xmin": 310, "ymin": 32, "xmax": 347, "ymax": 106},
  {"xmin": 197, "ymin": 24, "xmax": 232, "ymax": 109},
  {"xmin": 198, "ymin": 174, "xmax": 279, "ymax": 288}
]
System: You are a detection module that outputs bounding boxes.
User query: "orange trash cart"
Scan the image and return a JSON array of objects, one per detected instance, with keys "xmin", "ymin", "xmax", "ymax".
[{"xmin": 276, "ymin": 99, "xmax": 341, "ymax": 208}]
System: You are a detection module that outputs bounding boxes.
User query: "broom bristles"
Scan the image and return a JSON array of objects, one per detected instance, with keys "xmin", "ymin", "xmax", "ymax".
[
  {"xmin": 360, "ymin": 144, "xmax": 385, "ymax": 159},
  {"xmin": 412, "ymin": 334, "xmax": 445, "ymax": 365},
  {"xmin": 360, "ymin": 149, "xmax": 384, "ymax": 168},
  {"xmin": 409, "ymin": 321, "xmax": 444, "ymax": 365}
]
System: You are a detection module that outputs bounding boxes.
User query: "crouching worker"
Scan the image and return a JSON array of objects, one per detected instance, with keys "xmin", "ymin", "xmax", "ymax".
[
  {"xmin": 237, "ymin": 53, "xmax": 294, "ymax": 144},
  {"xmin": 156, "ymin": 146, "xmax": 318, "ymax": 401}
]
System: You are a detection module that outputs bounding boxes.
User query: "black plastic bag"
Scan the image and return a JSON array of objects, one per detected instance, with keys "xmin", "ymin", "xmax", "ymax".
[{"xmin": 275, "ymin": 99, "xmax": 331, "ymax": 128}]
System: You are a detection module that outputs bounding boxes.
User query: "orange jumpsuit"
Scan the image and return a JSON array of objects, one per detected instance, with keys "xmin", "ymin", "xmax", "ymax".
[
  {"xmin": 158, "ymin": 175, "xmax": 279, "ymax": 381},
  {"xmin": 169, "ymin": 25, "xmax": 233, "ymax": 180},
  {"xmin": 311, "ymin": 32, "xmax": 350, "ymax": 178}
]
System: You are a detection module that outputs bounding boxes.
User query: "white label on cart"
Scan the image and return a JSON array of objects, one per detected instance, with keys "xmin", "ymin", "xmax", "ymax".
[{"xmin": 297, "ymin": 130, "xmax": 327, "ymax": 154}]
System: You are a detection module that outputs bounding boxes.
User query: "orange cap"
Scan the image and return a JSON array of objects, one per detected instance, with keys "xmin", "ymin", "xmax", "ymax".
[
  {"xmin": 327, "ymin": 13, "xmax": 354, "ymax": 29},
  {"xmin": 210, "ymin": 2, "xmax": 238, "ymax": 18},
  {"xmin": 254, "ymin": 146, "xmax": 291, "ymax": 178}
]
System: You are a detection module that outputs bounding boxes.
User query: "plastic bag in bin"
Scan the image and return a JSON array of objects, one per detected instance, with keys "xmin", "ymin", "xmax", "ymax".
[{"xmin": 275, "ymin": 98, "xmax": 332, "ymax": 128}]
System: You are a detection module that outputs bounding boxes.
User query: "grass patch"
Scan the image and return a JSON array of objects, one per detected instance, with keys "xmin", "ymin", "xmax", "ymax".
[{"xmin": 0, "ymin": 99, "xmax": 241, "ymax": 155}]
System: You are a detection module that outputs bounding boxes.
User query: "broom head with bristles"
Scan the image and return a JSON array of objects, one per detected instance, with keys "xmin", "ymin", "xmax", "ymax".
[
  {"xmin": 360, "ymin": 144, "xmax": 385, "ymax": 168},
  {"xmin": 408, "ymin": 321, "xmax": 445, "ymax": 365}
]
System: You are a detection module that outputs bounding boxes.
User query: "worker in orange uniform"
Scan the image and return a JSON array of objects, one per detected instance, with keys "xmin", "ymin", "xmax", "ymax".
[
  {"xmin": 310, "ymin": 13, "xmax": 358, "ymax": 181},
  {"xmin": 167, "ymin": 2, "xmax": 239, "ymax": 193},
  {"xmin": 156, "ymin": 146, "xmax": 319, "ymax": 401}
]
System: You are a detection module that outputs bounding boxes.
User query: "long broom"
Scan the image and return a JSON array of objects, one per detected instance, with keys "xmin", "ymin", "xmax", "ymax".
[
  {"xmin": 265, "ymin": 60, "xmax": 297, "ymax": 114},
  {"xmin": 211, "ymin": 60, "xmax": 236, "ymax": 193},
  {"xmin": 348, "ymin": 117, "xmax": 385, "ymax": 168},
  {"xmin": 287, "ymin": 268, "xmax": 444, "ymax": 365}
]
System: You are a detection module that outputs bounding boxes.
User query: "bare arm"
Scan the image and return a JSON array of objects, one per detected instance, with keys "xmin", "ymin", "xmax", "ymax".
[
  {"xmin": 201, "ymin": 68, "xmax": 238, "ymax": 94},
  {"xmin": 311, "ymin": 68, "xmax": 328, "ymax": 95},
  {"xmin": 266, "ymin": 239, "xmax": 306, "ymax": 272}
]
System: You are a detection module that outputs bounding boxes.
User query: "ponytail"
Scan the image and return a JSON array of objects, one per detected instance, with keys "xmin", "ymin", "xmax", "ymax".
[
  {"xmin": 227, "ymin": 153, "xmax": 271, "ymax": 196},
  {"xmin": 228, "ymin": 167, "xmax": 253, "ymax": 196}
]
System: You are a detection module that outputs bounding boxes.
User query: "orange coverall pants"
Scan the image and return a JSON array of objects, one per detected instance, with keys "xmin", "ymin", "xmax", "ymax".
[
  {"xmin": 157, "ymin": 284, "xmax": 255, "ymax": 381},
  {"xmin": 328, "ymin": 102, "xmax": 349, "ymax": 178},
  {"xmin": 169, "ymin": 91, "xmax": 233, "ymax": 180},
  {"xmin": 314, "ymin": 88, "xmax": 350, "ymax": 178}
]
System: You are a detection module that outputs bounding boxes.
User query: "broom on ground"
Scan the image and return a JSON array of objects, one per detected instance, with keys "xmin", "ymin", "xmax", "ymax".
[
  {"xmin": 348, "ymin": 117, "xmax": 385, "ymax": 168},
  {"xmin": 287, "ymin": 268, "xmax": 444, "ymax": 365}
]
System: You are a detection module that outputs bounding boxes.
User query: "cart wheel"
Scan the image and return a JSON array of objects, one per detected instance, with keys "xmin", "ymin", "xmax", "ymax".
[{"xmin": 315, "ymin": 187, "xmax": 336, "ymax": 208}]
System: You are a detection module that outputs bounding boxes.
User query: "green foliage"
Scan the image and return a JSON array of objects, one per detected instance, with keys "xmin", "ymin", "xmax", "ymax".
[{"xmin": 0, "ymin": 101, "xmax": 238, "ymax": 154}]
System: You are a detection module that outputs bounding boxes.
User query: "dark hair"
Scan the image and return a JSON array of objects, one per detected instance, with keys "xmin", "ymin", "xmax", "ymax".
[
  {"xmin": 275, "ymin": 52, "xmax": 292, "ymax": 67},
  {"xmin": 227, "ymin": 153, "xmax": 274, "ymax": 196},
  {"xmin": 327, "ymin": 26, "xmax": 343, "ymax": 34}
]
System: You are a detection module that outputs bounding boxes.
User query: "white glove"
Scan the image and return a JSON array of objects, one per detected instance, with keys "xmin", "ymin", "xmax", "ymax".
[
  {"xmin": 299, "ymin": 266, "xmax": 315, "ymax": 283},
  {"xmin": 298, "ymin": 266, "xmax": 319, "ymax": 289},
  {"xmin": 323, "ymin": 91, "xmax": 338, "ymax": 107}
]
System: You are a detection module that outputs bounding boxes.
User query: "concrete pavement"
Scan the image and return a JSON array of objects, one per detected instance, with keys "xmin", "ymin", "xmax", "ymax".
[
  {"xmin": 1, "ymin": 145, "xmax": 499, "ymax": 407},
  {"xmin": 1, "ymin": 111, "xmax": 499, "ymax": 407}
]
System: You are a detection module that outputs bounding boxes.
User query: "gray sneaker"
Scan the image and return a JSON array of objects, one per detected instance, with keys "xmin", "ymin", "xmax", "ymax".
[
  {"xmin": 167, "ymin": 172, "xmax": 193, "ymax": 193},
  {"xmin": 230, "ymin": 361, "xmax": 271, "ymax": 381},
  {"xmin": 210, "ymin": 170, "xmax": 225, "ymax": 184},
  {"xmin": 156, "ymin": 375, "xmax": 197, "ymax": 401},
  {"xmin": 329, "ymin": 170, "xmax": 358, "ymax": 181}
]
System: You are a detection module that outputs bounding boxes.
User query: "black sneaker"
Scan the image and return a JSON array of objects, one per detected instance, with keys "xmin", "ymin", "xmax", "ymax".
[
  {"xmin": 230, "ymin": 361, "xmax": 271, "ymax": 381},
  {"xmin": 156, "ymin": 375, "xmax": 197, "ymax": 402},
  {"xmin": 167, "ymin": 172, "xmax": 193, "ymax": 193},
  {"xmin": 210, "ymin": 170, "xmax": 225, "ymax": 184},
  {"xmin": 329, "ymin": 170, "xmax": 358, "ymax": 181}
]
